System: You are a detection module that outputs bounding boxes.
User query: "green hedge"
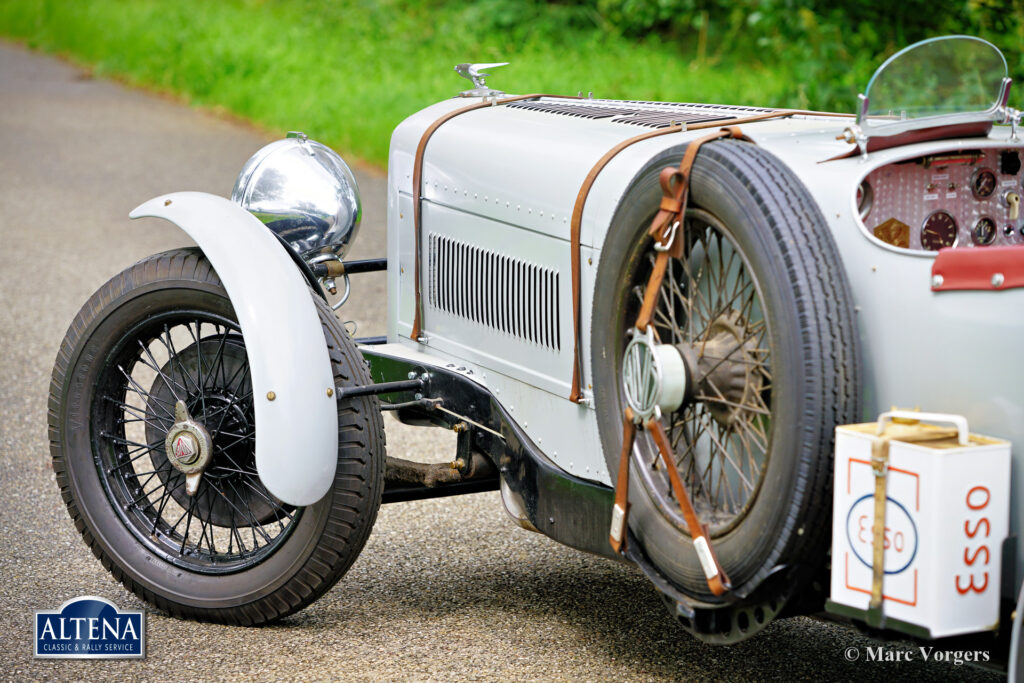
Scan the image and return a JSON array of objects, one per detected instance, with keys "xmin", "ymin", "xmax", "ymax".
[{"xmin": 2, "ymin": 0, "xmax": 1020, "ymax": 166}]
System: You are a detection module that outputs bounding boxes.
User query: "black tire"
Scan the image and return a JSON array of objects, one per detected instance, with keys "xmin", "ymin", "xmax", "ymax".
[
  {"xmin": 591, "ymin": 141, "xmax": 860, "ymax": 640},
  {"xmin": 48, "ymin": 247, "xmax": 385, "ymax": 625}
]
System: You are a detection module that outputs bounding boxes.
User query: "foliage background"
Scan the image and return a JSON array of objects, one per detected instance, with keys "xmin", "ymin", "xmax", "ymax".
[{"xmin": 1, "ymin": 0, "xmax": 1021, "ymax": 166}]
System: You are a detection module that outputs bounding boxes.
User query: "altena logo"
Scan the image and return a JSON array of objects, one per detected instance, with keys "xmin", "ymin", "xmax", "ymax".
[{"xmin": 35, "ymin": 596, "xmax": 145, "ymax": 659}]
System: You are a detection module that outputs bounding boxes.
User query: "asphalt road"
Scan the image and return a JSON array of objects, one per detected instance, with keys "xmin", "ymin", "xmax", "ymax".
[{"xmin": 0, "ymin": 42, "xmax": 1004, "ymax": 681}]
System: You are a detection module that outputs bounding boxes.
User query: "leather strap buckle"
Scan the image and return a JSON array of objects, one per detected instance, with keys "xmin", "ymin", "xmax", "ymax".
[{"xmin": 653, "ymin": 221, "xmax": 679, "ymax": 252}]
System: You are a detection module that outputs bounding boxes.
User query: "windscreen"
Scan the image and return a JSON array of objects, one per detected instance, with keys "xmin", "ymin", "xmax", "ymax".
[{"xmin": 863, "ymin": 35, "xmax": 1007, "ymax": 126}]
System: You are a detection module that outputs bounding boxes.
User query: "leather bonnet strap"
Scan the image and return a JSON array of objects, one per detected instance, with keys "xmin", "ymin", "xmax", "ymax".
[{"xmin": 633, "ymin": 127, "xmax": 748, "ymax": 332}]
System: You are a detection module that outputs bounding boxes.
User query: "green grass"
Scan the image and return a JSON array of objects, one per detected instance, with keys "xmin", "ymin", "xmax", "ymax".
[{"xmin": 0, "ymin": 0, "xmax": 842, "ymax": 167}]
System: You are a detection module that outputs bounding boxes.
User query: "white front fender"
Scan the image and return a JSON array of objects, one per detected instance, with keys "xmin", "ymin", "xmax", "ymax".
[{"xmin": 130, "ymin": 191, "xmax": 338, "ymax": 506}]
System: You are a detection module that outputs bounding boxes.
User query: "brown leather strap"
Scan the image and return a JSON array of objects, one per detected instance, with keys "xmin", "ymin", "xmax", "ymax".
[
  {"xmin": 868, "ymin": 436, "xmax": 890, "ymax": 618},
  {"xmin": 635, "ymin": 250, "xmax": 670, "ymax": 333},
  {"xmin": 633, "ymin": 128, "xmax": 739, "ymax": 331},
  {"xmin": 649, "ymin": 126, "xmax": 751, "ymax": 246},
  {"xmin": 866, "ymin": 424, "xmax": 958, "ymax": 625},
  {"xmin": 568, "ymin": 109, "xmax": 838, "ymax": 402},
  {"xmin": 567, "ymin": 123, "xmax": 692, "ymax": 401},
  {"xmin": 608, "ymin": 408, "xmax": 635, "ymax": 554},
  {"xmin": 648, "ymin": 419, "xmax": 731, "ymax": 596},
  {"xmin": 610, "ymin": 409, "xmax": 733, "ymax": 596},
  {"xmin": 410, "ymin": 93, "xmax": 578, "ymax": 341}
]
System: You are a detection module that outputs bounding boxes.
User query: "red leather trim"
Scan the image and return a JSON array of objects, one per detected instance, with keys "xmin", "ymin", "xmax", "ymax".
[
  {"xmin": 931, "ymin": 246, "xmax": 1024, "ymax": 292},
  {"xmin": 822, "ymin": 121, "xmax": 994, "ymax": 162},
  {"xmin": 866, "ymin": 121, "xmax": 993, "ymax": 153}
]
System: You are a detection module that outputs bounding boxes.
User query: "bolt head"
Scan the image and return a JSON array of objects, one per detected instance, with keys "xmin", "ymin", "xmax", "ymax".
[{"xmin": 266, "ymin": 391, "xmax": 276, "ymax": 401}]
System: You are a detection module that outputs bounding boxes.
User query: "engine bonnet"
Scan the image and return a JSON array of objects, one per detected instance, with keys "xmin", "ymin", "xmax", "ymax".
[{"xmin": 388, "ymin": 95, "xmax": 850, "ymax": 249}]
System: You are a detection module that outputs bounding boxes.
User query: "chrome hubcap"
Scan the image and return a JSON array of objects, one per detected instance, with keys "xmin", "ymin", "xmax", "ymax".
[
  {"xmin": 164, "ymin": 400, "xmax": 214, "ymax": 495},
  {"xmin": 622, "ymin": 326, "xmax": 688, "ymax": 422}
]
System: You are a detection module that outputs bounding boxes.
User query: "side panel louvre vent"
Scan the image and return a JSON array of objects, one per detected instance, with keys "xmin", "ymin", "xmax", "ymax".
[{"xmin": 427, "ymin": 232, "xmax": 560, "ymax": 351}]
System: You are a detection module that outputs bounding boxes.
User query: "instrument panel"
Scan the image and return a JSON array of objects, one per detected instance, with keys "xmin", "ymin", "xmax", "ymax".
[{"xmin": 858, "ymin": 149, "xmax": 1023, "ymax": 251}]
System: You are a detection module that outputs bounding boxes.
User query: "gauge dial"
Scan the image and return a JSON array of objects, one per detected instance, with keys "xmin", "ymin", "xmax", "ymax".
[
  {"xmin": 921, "ymin": 211, "xmax": 958, "ymax": 250},
  {"xmin": 972, "ymin": 217, "xmax": 997, "ymax": 246},
  {"xmin": 971, "ymin": 168, "xmax": 997, "ymax": 199}
]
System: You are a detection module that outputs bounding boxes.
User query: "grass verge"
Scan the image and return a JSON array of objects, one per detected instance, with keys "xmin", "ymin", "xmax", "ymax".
[{"xmin": 0, "ymin": 0, "xmax": 830, "ymax": 167}]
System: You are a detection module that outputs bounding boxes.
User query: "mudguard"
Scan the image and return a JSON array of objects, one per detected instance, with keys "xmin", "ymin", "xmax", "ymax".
[{"xmin": 129, "ymin": 191, "xmax": 338, "ymax": 506}]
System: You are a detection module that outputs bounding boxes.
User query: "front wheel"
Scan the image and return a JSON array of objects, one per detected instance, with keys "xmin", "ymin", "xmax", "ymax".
[{"xmin": 48, "ymin": 248, "xmax": 385, "ymax": 624}]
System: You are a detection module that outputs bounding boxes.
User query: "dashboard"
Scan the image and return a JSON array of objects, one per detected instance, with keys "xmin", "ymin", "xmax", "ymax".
[{"xmin": 858, "ymin": 148, "xmax": 1023, "ymax": 252}]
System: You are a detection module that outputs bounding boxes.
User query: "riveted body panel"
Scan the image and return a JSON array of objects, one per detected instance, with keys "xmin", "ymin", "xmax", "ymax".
[{"xmin": 386, "ymin": 95, "xmax": 1024, "ymax": 594}]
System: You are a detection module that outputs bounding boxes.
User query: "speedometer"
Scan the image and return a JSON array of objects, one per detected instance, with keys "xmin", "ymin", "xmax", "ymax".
[{"xmin": 921, "ymin": 211, "xmax": 958, "ymax": 250}]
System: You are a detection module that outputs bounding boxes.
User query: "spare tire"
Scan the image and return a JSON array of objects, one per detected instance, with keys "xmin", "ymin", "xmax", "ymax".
[{"xmin": 591, "ymin": 140, "xmax": 860, "ymax": 642}]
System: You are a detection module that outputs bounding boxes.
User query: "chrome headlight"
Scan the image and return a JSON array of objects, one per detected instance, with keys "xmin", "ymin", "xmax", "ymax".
[{"xmin": 231, "ymin": 132, "xmax": 361, "ymax": 260}]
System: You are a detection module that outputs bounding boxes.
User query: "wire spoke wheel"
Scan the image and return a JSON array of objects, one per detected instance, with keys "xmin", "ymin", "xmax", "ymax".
[
  {"xmin": 95, "ymin": 313, "xmax": 297, "ymax": 573},
  {"xmin": 52, "ymin": 248, "xmax": 385, "ymax": 624},
  {"xmin": 632, "ymin": 208, "xmax": 772, "ymax": 537}
]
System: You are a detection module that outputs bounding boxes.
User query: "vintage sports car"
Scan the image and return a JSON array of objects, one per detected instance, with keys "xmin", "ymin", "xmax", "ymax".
[{"xmin": 50, "ymin": 34, "xmax": 1024, "ymax": 663}]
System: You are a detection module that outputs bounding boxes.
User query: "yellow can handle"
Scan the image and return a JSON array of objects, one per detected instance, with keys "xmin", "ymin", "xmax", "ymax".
[{"xmin": 876, "ymin": 410, "xmax": 969, "ymax": 446}]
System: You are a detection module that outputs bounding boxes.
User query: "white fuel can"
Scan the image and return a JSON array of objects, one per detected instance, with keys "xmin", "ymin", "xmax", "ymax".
[{"xmin": 828, "ymin": 411, "xmax": 1011, "ymax": 638}]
